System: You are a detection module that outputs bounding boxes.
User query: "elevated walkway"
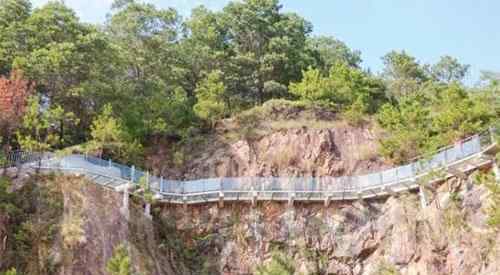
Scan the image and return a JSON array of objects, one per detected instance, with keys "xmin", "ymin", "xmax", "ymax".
[{"xmin": 4, "ymin": 129, "xmax": 498, "ymax": 205}]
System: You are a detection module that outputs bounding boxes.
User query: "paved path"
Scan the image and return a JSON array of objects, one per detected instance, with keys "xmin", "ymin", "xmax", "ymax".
[{"xmin": 6, "ymin": 130, "xmax": 498, "ymax": 205}]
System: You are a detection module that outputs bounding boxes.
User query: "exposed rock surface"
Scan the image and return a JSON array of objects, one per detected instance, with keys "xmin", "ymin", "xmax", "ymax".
[
  {"xmin": 2, "ymin": 115, "xmax": 500, "ymax": 274},
  {"xmin": 156, "ymin": 177, "xmax": 500, "ymax": 275},
  {"xmin": 58, "ymin": 178, "xmax": 180, "ymax": 275},
  {"xmin": 180, "ymin": 125, "xmax": 386, "ymax": 179}
]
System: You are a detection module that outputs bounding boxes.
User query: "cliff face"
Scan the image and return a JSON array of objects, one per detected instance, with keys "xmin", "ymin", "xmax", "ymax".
[
  {"xmin": 148, "ymin": 101, "xmax": 388, "ymax": 180},
  {"xmin": 56, "ymin": 177, "xmax": 186, "ymax": 275},
  {"xmin": 4, "ymin": 172, "xmax": 499, "ymax": 275},
  {"xmin": 184, "ymin": 126, "xmax": 386, "ymax": 179},
  {"xmin": 2, "ymin": 113, "xmax": 500, "ymax": 274},
  {"xmin": 155, "ymin": 176, "xmax": 500, "ymax": 275},
  {"xmin": 0, "ymin": 174, "xmax": 180, "ymax": 275}
]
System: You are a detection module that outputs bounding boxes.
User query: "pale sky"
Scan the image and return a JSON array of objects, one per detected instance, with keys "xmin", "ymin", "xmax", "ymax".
[{"xmin": 30, "ymin": 0, "xmax": 500, "ymax": 85}]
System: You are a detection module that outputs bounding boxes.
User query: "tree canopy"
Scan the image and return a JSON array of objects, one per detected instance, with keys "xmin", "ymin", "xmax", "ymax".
[{"xmin": 0, "ymin": 0, "xmax": 497, "ymax": 169}]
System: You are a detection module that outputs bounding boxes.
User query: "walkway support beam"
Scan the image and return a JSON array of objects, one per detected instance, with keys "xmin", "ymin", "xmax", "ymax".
[
  {"xmin": 117, "ymin": 183, "xmax": 132, "ymax": 220},
  {"xmin": 419, "ymin": 186, "xmax": 428, "ymax": 208},
  {"xmin": 383, "ymin": 185, "xmax": 397, "ymax": 196},
  {"xmin": 289, "ymin": 193, "xmax": 295, "ymax": 207},
  {"xmin": 252, "ymin": 191, "xmax": 258, "ymax": 207},
  {"xmin": 145, "ymin": 203, "xmax": 152, "ymax": 220},
  {"xmin": 447, "ymin": 167, "xmax": 467, "ymax": 180},
  {"xmin": 324, "ymin": 194, "xmax": 332, "ymax": 207},
  {"xmin": 218, "ymin": 191, "xmax": 224, "ymax": 208}
]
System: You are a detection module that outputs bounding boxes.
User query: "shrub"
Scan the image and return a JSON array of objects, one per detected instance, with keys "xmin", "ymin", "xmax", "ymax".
[
  {"xmin": 255, "ymin": 250, "xmax": 295, "ymax": 275},
  {"xmin": 374, "ymin": 260, "xmax": 400, "ymax": 275},
  {"xmin": 106, "ymin": 244, "xmax": 131, "ymax": 275}
]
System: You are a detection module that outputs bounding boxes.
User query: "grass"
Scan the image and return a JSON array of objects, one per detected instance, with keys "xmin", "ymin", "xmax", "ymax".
[
  {"xmin": 61, "ymin": 215, "xmax": 86, "ymax": 248},
  {"xmin": 373, "ymin": 260, "xmax": 400, "ymax": 275}
]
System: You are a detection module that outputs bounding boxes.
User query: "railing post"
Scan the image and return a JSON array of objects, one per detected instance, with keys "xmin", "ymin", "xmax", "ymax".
[
  {"xmin": 219, "ymin": 178, "xmax": 224, "ymax": 208},
  {"xmin": 182, "ymin": 181, "xmax": 188, "ymax": 211},
  {"xmin": 459, "ymin": 139, "xmax": 464, "ymax": 159},
  {"xmin": 131, "ymin": 165, "xmax": 135, "ymax": 183}
]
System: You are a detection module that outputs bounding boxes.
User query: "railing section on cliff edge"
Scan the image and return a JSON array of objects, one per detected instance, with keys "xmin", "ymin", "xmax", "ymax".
[{"xmin": 3, "ymin": 128, "xmax": 498, "ymax": 203}]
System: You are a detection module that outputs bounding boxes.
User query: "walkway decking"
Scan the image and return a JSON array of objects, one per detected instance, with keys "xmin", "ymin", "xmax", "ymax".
[{"xmin": 4, "ymin": 129, "xmax": 498, "ymax": 205}]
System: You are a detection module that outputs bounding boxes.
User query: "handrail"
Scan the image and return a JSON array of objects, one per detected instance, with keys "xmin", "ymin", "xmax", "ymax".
[{"xmin": 3, "ymin": 128, "xmax": 497, "ymax": 203}]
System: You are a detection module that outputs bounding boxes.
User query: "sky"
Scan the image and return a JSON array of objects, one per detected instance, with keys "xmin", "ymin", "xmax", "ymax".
[{"xmin": 31, "ymin": 0, "xmax": 500, "ymax": 85}]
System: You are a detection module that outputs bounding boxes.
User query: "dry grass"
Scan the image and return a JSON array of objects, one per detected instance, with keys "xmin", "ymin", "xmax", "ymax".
[
  {"xmin": 61, "ymin": 215, "xmax": 86, "ymax": 248},
  {"xmin": 357, "ymin": 143, "xmax": 378, "ymax": 161},
  {"xmin": 266, "ymin": 119, "xmax": 345, "ymax": 131}
]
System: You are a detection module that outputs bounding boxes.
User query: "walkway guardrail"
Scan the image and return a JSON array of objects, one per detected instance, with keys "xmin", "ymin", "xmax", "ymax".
[{"xmin": 4, "ymin": 128, "xmax": 497, "ymax": 203}]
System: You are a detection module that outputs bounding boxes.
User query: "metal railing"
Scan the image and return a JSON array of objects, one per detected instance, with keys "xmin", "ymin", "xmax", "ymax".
[
  {"xmin": 4, "ymin": 129, "xmax": 497, "ymax": 203},
  {"xmin": 2, "ymin": 151, "xmax": 48, "ymax": 168}
]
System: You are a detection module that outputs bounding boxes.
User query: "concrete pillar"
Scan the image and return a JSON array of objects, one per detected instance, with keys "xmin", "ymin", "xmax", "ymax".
[
  {"xmin": 288, "ymin": 192, "xmax": 295, "ymax": 207},
  {"xmin": 144, "ymin": 203, "xmax": 152, "ymax": 220},
  {"xmin": 120, "ymin": 185, "xmax": 130, "ymax": 220},
  {"xmin": 324, "ymin": 194, "xmax": 332, "ymax": 207},
  {"xmin": 251, "ymin": 191, "xmax": 258, "ymax": 207},
  {"xmin": 218, "ymin": 191, "xmax": 224, "ymax": 208},
  {"xmin": 419, "ymin": 185, "xmax": 428, "ymax": 208}
]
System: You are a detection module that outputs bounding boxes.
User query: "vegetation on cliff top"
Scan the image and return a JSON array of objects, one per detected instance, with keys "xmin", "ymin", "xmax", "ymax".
[{"xmin": 0, "ymin": 0, "xmax": 498, "ymax": 168}]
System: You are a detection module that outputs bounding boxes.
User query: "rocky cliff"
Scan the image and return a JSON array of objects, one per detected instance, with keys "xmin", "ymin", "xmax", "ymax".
[
  {"xmin": 3, "ymin": 171, "xmax": 500, "ymax": 275},
  {"xmin": 1, "ymin": 105, "xmax": 500, "ymax": 274},
  {"xmin": 149, "ymin": 100, "xmax": 388, "ymax": 180},
  {"xmin": 157, "ymin": 175, "xmax": 500, "ymax": 275}
]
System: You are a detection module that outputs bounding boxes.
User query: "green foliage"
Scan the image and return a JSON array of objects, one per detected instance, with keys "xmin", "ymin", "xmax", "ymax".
[
  {"xmin": 429, "ymin": 55, "xmax": 470, "ymax": 84},
  {"xmin": 343, "ymin": 96, "xmax": 368, "ymax": 126},
  {"xmin": 0, "ymin": 176, "xmax": 63, "ymax": 273},
  {"xmin": 307, "ymin": 35, "xmax": 362, "ymax": 72},
  {"xmin": 87, "ymin": 104, "xmax": 143, "ymax": 164},
  {"xmin": 290, "ymin": 63, "xmax": 386, "ymax": 113},
  {"xmin": 255, "ymin": 250, "xmax": 295, "ymax": 275},
  {"xmin": 377, "ymin": 95, "xmax": 432, "ymax": 162},
  {"xmin": 0, "ymin": 177, "xmax": 19, "ymax": 216},
  {"xmin": 382, "ymin": 50, "xmax": 428, "ymax": 99},
  {"xmin": 106, "ymin": 244, "xmax": 131, "ymax": 275},
  {"xmin": 289, "ymin": 67, "xmax": 332, "ymax": 104},
  {"xmin": 16, "ymin": 96, "xmax": 78, "ymax": 151},
  {"xmin": 1, "ymin": 268, "xmax": 17, "ymax": 275},
  {"xmin": 89, "ymin": 104, "xmax": 125, "ymax": 153},
  {"xmin": 194, "ymin": 70, "xmax": 227, "ymax": 126},
  {"xmin": 138, "ymin": 175, "xmax": 154, "ymax": 203},
  {"xmin": 475, "ymin": 170, "xmax": 500, "ymax": 229},
  {"xmin": 218, "ymin": 0, "xmax": 313, "ymax": 104},
  {"xmin": 376, "ymin": 84, "xmax": 494, "ymax": 163},
  {"xmin": 0, "ymin": 0, "xmax": 30, "ymax": 27},
  {"xmin": 374, "ymin": 260, "xmax": 400, "ymax": 275},
  {"xmin": 0, "ymin": 0, "xmax": 496, "ymax": 173},
  {"xmin": 0, "ymin": 0, "xmax": 31, "ymax": 74}
]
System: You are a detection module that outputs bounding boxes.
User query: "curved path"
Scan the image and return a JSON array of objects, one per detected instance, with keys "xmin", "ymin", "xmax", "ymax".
[{"xmin": 5, "ymin": 130, "xmax": 498, "ymax": 205}]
